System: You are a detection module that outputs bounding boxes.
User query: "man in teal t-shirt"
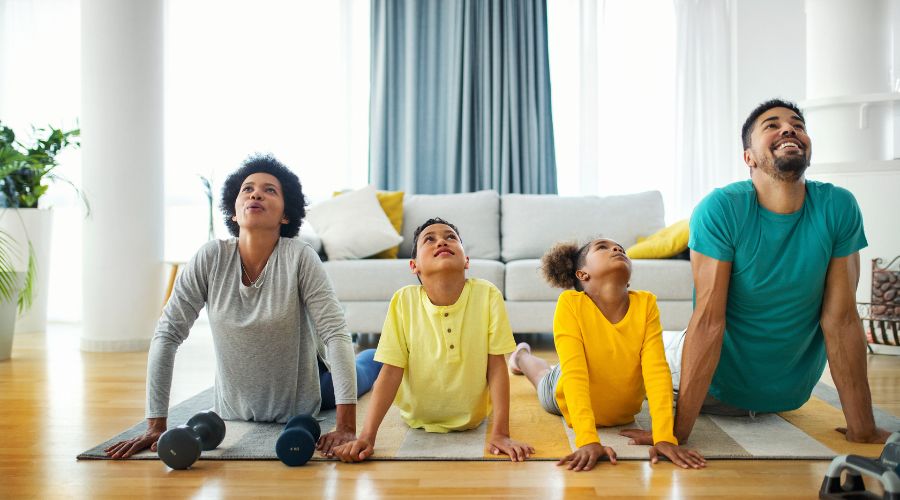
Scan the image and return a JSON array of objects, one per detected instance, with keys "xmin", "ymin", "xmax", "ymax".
[{"xmin": 670, "ymin": 99, "xmax": 891, "ymax": 445}]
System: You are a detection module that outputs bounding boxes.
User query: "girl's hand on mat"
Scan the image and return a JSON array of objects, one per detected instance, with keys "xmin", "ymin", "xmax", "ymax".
[
  {"xmin": 557, "ymin": 443, "xmax": 616, "ymax": 471},
  {"xmin": 619, "ymin": 428, "xmax": 653, "ymax": 445},
  {"xmin": 487, "ymin": 434, "xmax": 534, "ymax": 462},
  {"xmin": 317, "ymin": 429, "xmax": 356, "ymax": 457},
  {"xmin": 104, "ymin": 418, "xmax": 167, "ymax": 459},
  {"xmin": 332, "ymin": 438, "xmax": 374, "ymax": 463},
  {"xmin": 651, "ymin": 441, "xmax": 706, "ymax": 469},
  {"xmin": 836, "ymin": 426, "xmax": 893, "ymax": 444}
]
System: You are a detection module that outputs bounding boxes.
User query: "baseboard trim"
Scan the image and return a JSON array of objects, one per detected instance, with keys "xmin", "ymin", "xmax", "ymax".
[{"xmin": 80, "ymin": 336, "xmax": 151, "ymax": 353}]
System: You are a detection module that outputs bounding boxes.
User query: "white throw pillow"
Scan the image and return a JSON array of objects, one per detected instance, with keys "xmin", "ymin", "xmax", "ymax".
[{"xmin": 306, "ymin": 185, "xmax": 403, "ymax": 260}]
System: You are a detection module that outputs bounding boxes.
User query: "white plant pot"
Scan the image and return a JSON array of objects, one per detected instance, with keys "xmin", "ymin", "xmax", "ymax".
[
  {"xmin": 0, "ymin": 274, "xmax": 22, "ymax": 360},
  {"xmin": 0, "ymin": 208, "xmax": 53, "ymax": 335}
]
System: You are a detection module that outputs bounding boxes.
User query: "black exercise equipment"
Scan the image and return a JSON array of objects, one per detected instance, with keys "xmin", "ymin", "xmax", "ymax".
[
  {"xmin": 156, "ymin": 410, "xmax": 226, "ymax": 470},
  {"xmin": 819, "ymin": 432, "xmax": 900, "ymax": 499},
  {"xmin": 276, "ymin": 414, "xmax": 321, "ymax": 466}
]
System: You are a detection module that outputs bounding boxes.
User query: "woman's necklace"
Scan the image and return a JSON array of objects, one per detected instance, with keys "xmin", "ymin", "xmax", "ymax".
[
  {"xmin": 240, "ymin": 240, "xmax": 278, "ymax": 289},
  {"xmin": 241, "ymin": 260, "xmax": 268, "ymax": 289}
]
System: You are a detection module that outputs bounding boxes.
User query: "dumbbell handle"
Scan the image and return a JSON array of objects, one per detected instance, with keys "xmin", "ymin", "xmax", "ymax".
[
  {"xmin": 825, "ymin": 454, "xmax": 900, "ymax": 494},
  {"xmin": 192, "ymin": 422, "xmax": 218, "ymax": 451}
]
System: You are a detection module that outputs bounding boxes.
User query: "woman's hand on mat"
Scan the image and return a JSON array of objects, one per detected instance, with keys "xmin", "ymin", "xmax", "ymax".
[
  {"xmin": 836, "ymin": 426, "xmax": 894, "ymax": 444},
  {"xmin": 619, "ymin": 428, "xmax": 653, "ymax": 445},
  {"xmin": 557, "ymin": 443, "xmax": 616, "ymax": 471},
  {"xmin": 317, "ymin": 429, "xmax": 357, "ymax": 457},
  {"xmin": 650, "ymin": 441, "xmax": 706, "ymax": 469},
  {"xmin": 104, "ymin": 418, "xmax": 167, "ymax": 459},
  {"xmin": 487, "ymin": 434, "xmax": 534, "ymax": 462},
  {"xmin": 331, "ymin": 437, "xmax": 375, "ymax": 463}
]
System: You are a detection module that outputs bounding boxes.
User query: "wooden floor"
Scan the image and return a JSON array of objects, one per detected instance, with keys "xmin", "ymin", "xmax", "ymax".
[{"xmin": 2, "ymin": 325, "xmax": 899, "ymax": 499}]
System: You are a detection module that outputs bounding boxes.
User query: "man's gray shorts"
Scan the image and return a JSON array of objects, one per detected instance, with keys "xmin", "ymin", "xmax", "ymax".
[
  {"xmin": 663, "ymin": 329, "xmax": 758, "ymax": 417},
  {"xmin": 663, "ymin": 330, "xmax": 686, "ymax": 392}
]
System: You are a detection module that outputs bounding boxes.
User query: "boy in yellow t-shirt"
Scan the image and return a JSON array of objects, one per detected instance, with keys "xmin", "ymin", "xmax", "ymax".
[
  {"xmin": 332, "ymin": 217, "xmax": 534, "ymax": 463},
  {"xmin": 508, "ymin": 238, "xmax": 705, "ymax": 471}
]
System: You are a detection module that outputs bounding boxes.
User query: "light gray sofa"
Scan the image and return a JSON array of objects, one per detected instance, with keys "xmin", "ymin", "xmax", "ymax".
[{"xmin": 304, "ymin": 190, "xmax": 693, "ymax": 334}]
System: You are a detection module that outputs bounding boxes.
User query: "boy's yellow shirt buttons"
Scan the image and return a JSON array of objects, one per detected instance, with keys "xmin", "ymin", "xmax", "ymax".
[
  {"xmin": 447, "ymin": 328, "xmax": 452, "ymax": 333},
  {"xmin": 450, "ymin": 344, "xmax": 455, "ymax": 349},
  {"xmin": 443, "ymin": 313, "xmax": 448, "ymax": 317}
]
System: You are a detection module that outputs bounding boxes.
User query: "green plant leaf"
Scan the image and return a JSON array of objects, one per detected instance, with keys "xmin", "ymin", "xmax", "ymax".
[
  {"xmin": 0, "ymin": 122, "xmax": 80, "ymax": 209},
  {"xmin": 0, "ymin": 212, "xmax": 38, "ymax": 311},
  {"xmin": 17, "ymin": 240, "xmax": 37, "ymax": 313},
  {"xmin": 0, "ymin": 230, "xmax": 21, "ymax": 304},
  {"xmin": 46, "ymin": 173, "xmax": 91, "ymax": 216}
]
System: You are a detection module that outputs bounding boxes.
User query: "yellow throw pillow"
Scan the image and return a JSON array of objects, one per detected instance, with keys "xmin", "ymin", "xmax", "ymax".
[
  {"xmin": 334, "ymin": 189, "xmax": 404, "ymax": 259},
  {"xmin": 626, "ymin": 219, "xmax": 689, "ymax": 259}
]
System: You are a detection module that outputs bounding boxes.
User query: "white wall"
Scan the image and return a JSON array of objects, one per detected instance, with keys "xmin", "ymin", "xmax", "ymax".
[
  {"xmin": 809, "ymin": 166, "xmax": 900, "ymax": 303},
  {"xmin": 733, "ymin": 0, "xmax": 807, "ymax": 180},
  {"xmin": 804, "ymin": 0, "xmax": 899, "ymax": 303},
  {"xmin": 733, "ymin": 0, "xmax": 899, "ymax": 303}
]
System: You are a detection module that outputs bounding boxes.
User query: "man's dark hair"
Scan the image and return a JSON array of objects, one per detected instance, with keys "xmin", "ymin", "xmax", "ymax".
[
  {"xmin": 741, "ymin": 99, "xmax": 805, "ymax": 150},
  {"xmin": 220, "ymin": 154, "xmax": 306, "ymax": 238},
  {"xmin": 411, "ymin": 217, "xmax": 462, "ymax": 259}
]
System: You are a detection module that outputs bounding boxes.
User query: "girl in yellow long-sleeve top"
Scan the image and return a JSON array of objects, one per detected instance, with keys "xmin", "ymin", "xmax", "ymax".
[{"xmin": 509, "ymin": 238, "xmax": 705, "ymax": 472}]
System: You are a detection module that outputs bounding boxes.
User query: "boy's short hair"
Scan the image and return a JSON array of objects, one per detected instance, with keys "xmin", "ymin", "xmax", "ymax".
[
  {"xmin": 741, "ymin": 98, "xmax": 805, "ymax": 150},
  {"xmin": 411, "ymin": 217, "xmax": 462, "ymax": 259}
]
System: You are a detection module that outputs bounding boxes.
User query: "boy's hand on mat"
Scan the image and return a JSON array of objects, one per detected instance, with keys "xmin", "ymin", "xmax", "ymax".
[
  {"xmin": 556, "ymin": 443, "xmax": 616, "ymax": 471},
  {"xmin": 332, "ymin": 438, "xmax": 374, "ymax": 463},
  {"xmin": 104, "ymin": 418, "xmax": 167, "ymax": 459},
  {"xmin": 836, "ymin": 426, "xmax": 893, "ymax": 444},
  {"xmin": 487, "ymin": 434, "xmax": 534, "ymax": 462},
  {"xmin": 650, "ymin": 441, "xmax": 706, "ymax": 469},
  {"xmin": 619, "ymin": 428, "xmax": 653, "ymax": 445},
  {"xmin": 317, "ymin": 429, "xmax": 356, "ymax": 457}
]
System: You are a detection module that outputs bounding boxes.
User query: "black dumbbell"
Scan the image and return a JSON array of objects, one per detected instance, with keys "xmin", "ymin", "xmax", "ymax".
[
  {"xmin": 276, "ymin": 414, "xmax": 321, "ymax": 466},
  {"xmin": 157, "ymin": 410, "xmax": 226, "ymax": 470}
]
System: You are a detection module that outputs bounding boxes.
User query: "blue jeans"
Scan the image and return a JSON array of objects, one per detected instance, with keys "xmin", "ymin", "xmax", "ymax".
[{"xmin": 319, "ymin": 348, "xmax": 382, "ymax": 411}]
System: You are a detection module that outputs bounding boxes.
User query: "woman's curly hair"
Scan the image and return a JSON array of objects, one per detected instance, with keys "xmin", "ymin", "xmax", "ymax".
[
  {"xmin": 541, "ymin": 241, "xmax": 591, "ymax": 291},
  {"xmin": 220, "ymin": 154, "xmax": 307, "ymax": 238}
]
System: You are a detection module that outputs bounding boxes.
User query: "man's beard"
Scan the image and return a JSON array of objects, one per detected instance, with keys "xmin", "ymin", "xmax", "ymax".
[{"xmin": 771, "ymin": 154, "xmax": 809, "ymax": 182}]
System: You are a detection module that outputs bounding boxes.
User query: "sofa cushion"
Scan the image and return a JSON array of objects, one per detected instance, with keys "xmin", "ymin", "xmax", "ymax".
[
  {"xmin": 324, "ymin": 259, "xmax": 505, "ymax": 301},
  {"xmin": 398, "ymin": 190, "xmax": 500, "ymax": 260},
  {"xmin": 297, "ymin": 223, "xmax": 322, "ymax": 254},
  {"xmin": 306, "ymin": 185, "xmax": 402, "ymax": 260},
  {"xmin": 627, "ymin": 219, "xmax": 689, "ymax": 259},
  {"xmin": 504, "ymin": 258, "xmax": 692, "ymax": 301},
  {"xmin": 332, "ymin": 189, "xmax": 405, "ymax": 259},
  {"xmin": 500, "ymin": 191, "xmax": 665, "ymax": 261}
]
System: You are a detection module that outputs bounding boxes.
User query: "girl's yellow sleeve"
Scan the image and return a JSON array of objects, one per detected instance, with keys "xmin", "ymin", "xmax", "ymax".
[
  {"xmin": 639, "ymin": 293, "xmax": 678, "ymax": 445},
  {"xmin": 554, "ymin": 294, "xmax": 600, "ymax": 447}
]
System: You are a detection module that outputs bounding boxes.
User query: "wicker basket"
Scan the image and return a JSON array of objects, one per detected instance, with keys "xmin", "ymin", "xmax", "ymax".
[
  {"xmin": 864, "ymin": 256, "xmax": 900, "ymax": 346},
  {"xmin": 859, "ymin": 303, "xmax": 900, "ymax": 346}
]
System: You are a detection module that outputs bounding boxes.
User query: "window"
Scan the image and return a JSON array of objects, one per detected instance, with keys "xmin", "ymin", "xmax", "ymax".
[
  {"xmin": 548, "ymin": 0, "xmax": 677, "ymax": 218},
  {"xmin": 164, "ymin": 0, "xmax": 371, "ymax": 261}
]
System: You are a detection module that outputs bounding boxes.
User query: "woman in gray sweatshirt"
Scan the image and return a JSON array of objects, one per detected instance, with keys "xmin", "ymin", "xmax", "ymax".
[{"xmin": 105, "ymin": 154, "xmax": 381, "ymax": 459}]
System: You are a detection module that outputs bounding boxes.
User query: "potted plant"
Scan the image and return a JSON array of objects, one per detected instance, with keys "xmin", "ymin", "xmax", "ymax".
[{"xmin": 0, "ymin": 121, "xmax": 84, "ymax": 360}]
